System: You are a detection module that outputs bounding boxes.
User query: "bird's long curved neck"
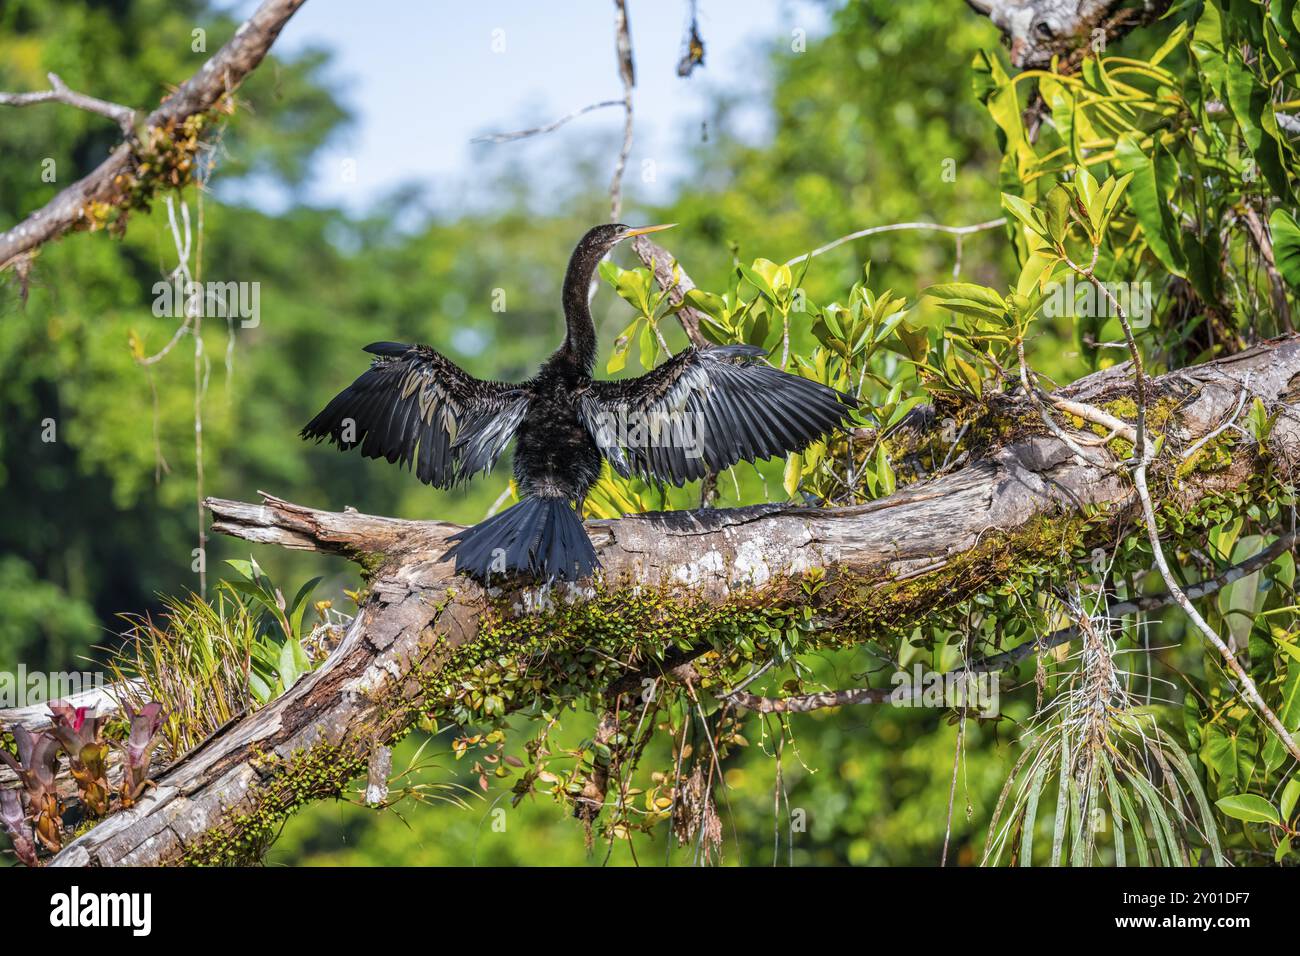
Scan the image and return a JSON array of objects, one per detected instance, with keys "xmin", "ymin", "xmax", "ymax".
[{"xmin": 559, "ymin": 241, "xmax": 602, "ymax": 375}]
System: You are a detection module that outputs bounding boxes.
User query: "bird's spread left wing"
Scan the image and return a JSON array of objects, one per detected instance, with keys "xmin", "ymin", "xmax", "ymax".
[
  {"xmin": 302, "ymin": 341, "xmax": 529, "ymax": 488},
  {"xmin": 580, "ymin": 344, "xmax": 857, "ymax": 485}
]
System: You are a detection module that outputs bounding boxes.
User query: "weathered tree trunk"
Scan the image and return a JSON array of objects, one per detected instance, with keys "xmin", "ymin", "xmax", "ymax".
[
  {"xmin": 0, "ymin": 0, "xmax": 305, "ymax": 273},
  {"xmin": 966, "ymin": 1, "xmax": 1172, "ymax": 68},
  {"xmin": 47, "ymin": 335, "xmax": 1300, "ymax": 866}
]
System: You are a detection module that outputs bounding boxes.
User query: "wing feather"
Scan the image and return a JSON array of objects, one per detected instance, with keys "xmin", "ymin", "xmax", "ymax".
[
  {"xmin": 302, "ymin": 342, "xmax": 528, "ymax": 489},
  {"xmin": 582, "ymin": 345, "xmax": 856, "ymax": 486}
]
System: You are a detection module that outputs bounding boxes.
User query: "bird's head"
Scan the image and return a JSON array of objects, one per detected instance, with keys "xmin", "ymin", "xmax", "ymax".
[{"xmin": 577, "ymin": 221, "xmax": 676, "ymax": 259}]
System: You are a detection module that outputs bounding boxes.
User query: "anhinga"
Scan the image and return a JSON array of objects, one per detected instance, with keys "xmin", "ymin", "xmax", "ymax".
[{"xmin": 302, "ymin": 224, "xmax": 857, "ymax": 582}]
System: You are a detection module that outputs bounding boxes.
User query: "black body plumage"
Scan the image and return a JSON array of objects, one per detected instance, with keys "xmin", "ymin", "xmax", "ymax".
[{"xmin": 302, "ymin": 223, "xmax": 858, "ymax": 583}]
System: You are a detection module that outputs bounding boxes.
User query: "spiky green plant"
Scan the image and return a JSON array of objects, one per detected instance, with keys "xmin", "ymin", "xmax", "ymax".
[
  {"xmin": 983, "ymin": 592, "xmax": 1224, "ymax": 867},
  {"xmin": 110, "ymin": 589, "xmax": 261, "ymax": 758},
  {"xmin": 109, "ymin": 559, "xmax": 337, "ymax": 760}
]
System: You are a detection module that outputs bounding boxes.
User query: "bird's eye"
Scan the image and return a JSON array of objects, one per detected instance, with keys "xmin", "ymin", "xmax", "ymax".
[{"xmin": 1034, "ymin": 20, "xmax": 1055, "ymax": 40}]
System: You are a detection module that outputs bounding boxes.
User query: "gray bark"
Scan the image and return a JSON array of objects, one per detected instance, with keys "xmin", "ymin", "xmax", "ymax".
[{"xmin": 967, "ymin": 0, "xmax": 1171, "ymax": 68}]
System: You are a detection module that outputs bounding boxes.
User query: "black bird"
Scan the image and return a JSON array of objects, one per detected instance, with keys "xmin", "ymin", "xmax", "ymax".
[{"xmin": 301, "ymin": 223, "xmax": 857, "ymax": 582}]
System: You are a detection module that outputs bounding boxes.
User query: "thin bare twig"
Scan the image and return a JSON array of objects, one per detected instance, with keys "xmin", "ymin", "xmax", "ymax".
[
  {"xmin": 1180, "ymin": 374, "xmax": 1252, "ymax": 463},
  {"xmin": 941, "ymin": 706, "xmax": 966, "ymax": 866},
  {"xmin": 609, "ymin": 0, "xmax": 636, "ymax": 222},
  {"xmin": 1017, "ymin": 339, "xmax": 1115, "ymax": 471},
  {"xmin": 1240, "ymin": 206, "xmax": 1294, "ymax": 334},
  {"xmin": 785, "ymin": 218, "xmax": 1006, "ymax": 266},
  {"xmin": 1063, "ymin": 248, "xmax": 1149, "ymax": 459},
  {"xmin": 1134, "ymin": 463, "xmax": 1300, "ymax": 761},
  {"xmin": 1048, "ymin": 396, "xmax": 1138, "ymax": 446},
  {"xmin": 0, "ymin": 72, "xmax": 138, "ymax": 134},
  {"xmin": 470, "ymin": 99, "xmax": 623, "ymax": 144}
]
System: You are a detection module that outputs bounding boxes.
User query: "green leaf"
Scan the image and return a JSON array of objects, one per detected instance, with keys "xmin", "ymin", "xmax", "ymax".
[
  {"xmin": 1001, "ymin": 193, "xmax": 1048, "ymax": 240},
  {"xmin": 1270, "ymin": 208, "xmax": 1300, "ymax": 287},
  {"xmin": 924, "ymin": 282, "xmax": 1006, "ymax": 310},
  {"xmin": 1215, "ymin": 794, "xmax": 1280, "ymax": 825},
  {"xmin": 602, "ymin": 262, "xmax": 656, "ymax": 315},
  {"xmin": 1116, "ymin": 781, "xmax": 1151, "ymax": 867},
  {"xmin": 1016, "ymin": 253, "xmax": 1056, "ymax": 297},
  {"xmin": 683, "ymin": 289, "xmax": 730, "ymax": 323},
  {"xmin": 889, "ymin": 319, "xmax": 930, "ymax": 362},
  {"xmin": 247, "ymin": 670, "xmax": 274, "ymax": 706},
  {"xmin": 1270, "ymin": 0, "xmax": 1300, "ymax": 72},
  {"xmin": 605, "ymin": 319, "xmax": 638, "ymax": 374},
  {"xmin": 1113, "ymin": 134, "xmax": 1185, "ymax": 275},
  {"xmin": 277, "ymin": 637, "xmax": 311, "ymax": 690},
  {"xmin": 1019, "ymin": 758, "xmax": 1049, "ymax": 866},
  {"xmin": 953, "ymin": 355, "xmax": 983, "ymax": 399},
  {"xmin": 821, "ymin": 304, "xmax": 845, "ymax": 340},
  {"xmin": 1201, "ymin": 725, "xmax": 1254, "ymax": 788},
  {"xmin": 875, "ymin": 442, "xmax": 895, "ymax": 496},
  {"xmin": 1044, "ymin": 185, "xmax": 1072, "ymax": 243},
  {"xmin": 782, "ymin": 452, "xmax": 802, "ymax": 499},
  {"xmin": 637, "ymin": 319, "xmax": 657, "ymax": 370},
  {"xmin": 737, "ymin": 261, "xmax": 776, "ymax": 302},
  {"xmin": 1150, "ymin": 20, "xmax": 1190, "ymax": 67},
  {"xmin": 1225, "ymin": 48, "xmax": 1294, "ymax": 203},
  {"xmin": 1102, "ymin": 759, "xmax": 1127, "ymax": 868},
  {"xmin": 749, "ymin": 258, "xmax": 791, "ymax": 296},
  {"xmin": 1074, "ymin": 167, "xmax": 1100, "ymax": 213},
  {"xmin": 1191, "ymin": 1, "xmax": 1228, "ymax": 95},
  {"xmin": 224, "ymin": 558, "xmax": 255, "ymax": 581},
  {"xmin": 1162, "ymin": 731, "xmax": 1226, "ymax": 866},
  {"xmin": 971, "ymin": 49, "xmax": 1024, "ymax": 152},
  {"xmin": 1050, "ymin": 739, "xmax": 1071, "ymax": 866},
  {"xmin": 884, "ymin": 395, "xmax": 926, "ymax": 429},
  {"xmin": 1132, "ymin": 773, "xmax": 1182, "ymax": 866},
  {"xmin": 1087, "ymin": 172, "xmax": 1132, "ymax": 236},
  {"xmin": 288, "ymin": 575, "xmax": 323, "ymax": 641},
  {"xmin": 1281, "ymin": 777, "xmax": 1300, "ymax": 822},
  {"xmin": 1262, "ymin": 659, "xmax": 1300, "ymax": 770}
]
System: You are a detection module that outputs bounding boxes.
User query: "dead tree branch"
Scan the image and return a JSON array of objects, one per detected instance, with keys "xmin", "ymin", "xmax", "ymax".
[
  {"xmin": 471, "ymin": 100, "xmax": 624, "ymax": 144},
  {"xmin": 0, "ymin": 73, "xmax": 138, "ymax": 134},
  {"xmin": 609, "ymin": 0, "xmax": 636, "ymax": 221},
  {"xmin": 631, "ymin": 236, "xmax": 709, "ymax": 348},
  {"xmin": 965, "ymin": 0, "xmax": 1173, "ymax": 70},
  {"xmin": 724, "ymin": 528, "xmax": 1299, "ymax": 713},
  {"xmin": 0, "ymin": 0, "xmax": 306, "ymax": 273},
  {"xmin": 46, "ymin": 335, "xmax": 1300, "ymax": 865}
]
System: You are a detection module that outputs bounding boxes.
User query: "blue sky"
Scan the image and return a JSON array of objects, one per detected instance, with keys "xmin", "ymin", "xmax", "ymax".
[{"xmin": 223, "ymin": 0, "xmax": 830, "ymax": 214}]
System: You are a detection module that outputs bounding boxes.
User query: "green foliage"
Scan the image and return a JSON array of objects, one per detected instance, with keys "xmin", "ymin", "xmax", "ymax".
[
  {"xmin": 976, "ymin": 0, "xmax": 1300, "ymax": 360},
  {"xmin": 109, "ymin": 559, "xmax": 331, "ymax": 757}
]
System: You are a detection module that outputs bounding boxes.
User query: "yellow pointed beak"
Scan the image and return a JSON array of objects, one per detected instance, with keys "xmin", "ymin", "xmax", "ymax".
[{"xmin": 623, "ymin": 223, "xmax": 676, "ymax": 238}]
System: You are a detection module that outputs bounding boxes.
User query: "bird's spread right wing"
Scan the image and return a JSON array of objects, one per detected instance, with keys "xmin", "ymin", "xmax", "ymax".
[
  {"xmin": 301, "ymin": 341, "xmax": 529, "ymax": 488},
  {"xmin": 580, "ymin": 344, "xmax": 858, "ymax": 485}
]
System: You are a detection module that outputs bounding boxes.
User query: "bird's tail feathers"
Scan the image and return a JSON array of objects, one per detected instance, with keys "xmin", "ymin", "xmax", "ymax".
[{"xmin": 444, "ymin": 496, "xmax": 597, "ymax": 583}]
